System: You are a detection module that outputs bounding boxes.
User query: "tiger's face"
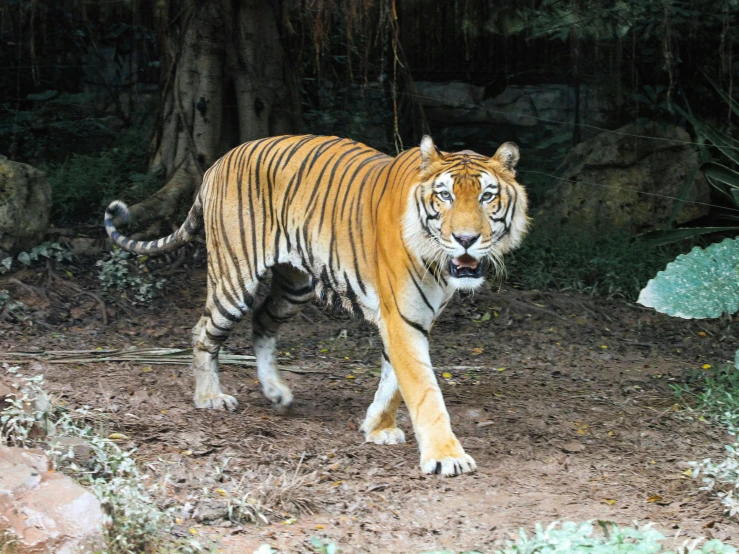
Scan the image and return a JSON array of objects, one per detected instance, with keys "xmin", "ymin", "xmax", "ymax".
[{"xmin": 405, "ymin": 136, "xmax": 529, "ymax": 291}]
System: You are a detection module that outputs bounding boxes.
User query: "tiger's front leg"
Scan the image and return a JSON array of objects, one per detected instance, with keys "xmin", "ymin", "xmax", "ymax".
[{"xmin": 379, "ymin": 311, "xmax": 476, "ymax": 476}]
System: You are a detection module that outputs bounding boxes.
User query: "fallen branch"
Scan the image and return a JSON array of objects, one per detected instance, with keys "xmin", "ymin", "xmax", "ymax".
[{"xmin": 0, "ymin": 347, "xmax": 324, "ymax": 373}]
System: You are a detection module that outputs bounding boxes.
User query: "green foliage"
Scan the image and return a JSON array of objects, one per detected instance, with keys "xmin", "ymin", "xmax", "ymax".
[
  {"xmin": 97, "ymin": 249, "xmax": 167, "ymax": 304},
  {"xmin": 301, "ymin": 80, "xmax": 392, "ymax": 153},
  {"xmin": 310, "ymin": 537, "xmax": 340, "ymax": 554},
  {"xmin": 301, "ymin": 522, "xmax": 738, "ymax": 554},
  {"xmin": 0, "ymin": 290, "xmax": 29, "ymax": 323},
  {"xmin": 691, "ymin": 441, "xmax": 739, "ymax": 517},
  {"xmin": 46, "ymin": 129, "xmax": 159, "ymax": 223},
  {"xmin": 672, "ymin": 364, "xmax": 739, "ymax": 430},
  {"xmin": 672, "ymin": 362, "xmax": 739, "ymax": 517},
  {"xmin": 1, "ymin": 242, "xmax": 72, "ymax": 275},
  {"xmin": 505, "ymin": 225, "xmax": 688, "ymax": 300},
  {"xmin": 1, "ymin": 366, "xmax": 205, "ymax": 554},
  {"xmin": 644, "ymin": 76, "xmax": 739, "ymax": 244},
  {"xmin": 0, "ymin": 92, "xmax": 115, "ymax": 164},
  {"xmin": 492, "ymin": 521, "xmax": 735, "ymax": 553},
  {"xmin": 637, "ymin": 238, "xmax": 739, "ymax": 319}
]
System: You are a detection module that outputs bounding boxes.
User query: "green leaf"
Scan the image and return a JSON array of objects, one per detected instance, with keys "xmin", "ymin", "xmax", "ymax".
[
  {"xmin": 638, "ymin": 237, "xmax": 739, "ymax": 319},
  {"xmin": 17, "ymin": 252, "xmax": 31, "ymax": 266},
  {"xmin": 1, "ymin": 257, "xmax": 12, "ymax": 270},
  {"xmin": 637, "ymin": 227, "xmax": 739, "ymax": 247},
  {"xmin": 26, "ymin": 90, "xmax": 58, "ymax": 101}
]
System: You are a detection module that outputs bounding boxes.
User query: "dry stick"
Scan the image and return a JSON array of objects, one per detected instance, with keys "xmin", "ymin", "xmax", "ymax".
[
  {"xmin": 75, "ymin": 291, "xmax": 108, "ymax": 325},
  {"xmin": 6, "ymin": 277, "xmax": 38, "ymax": 297},
  {"xmin": 0, "ymin": 348, "xmax": 324, "ymax": 374}
]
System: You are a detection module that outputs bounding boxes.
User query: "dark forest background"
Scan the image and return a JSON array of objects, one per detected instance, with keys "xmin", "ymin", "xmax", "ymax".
[{"xmin": 1, "ymin": 0, "xmax": 738, "ymax": 298}]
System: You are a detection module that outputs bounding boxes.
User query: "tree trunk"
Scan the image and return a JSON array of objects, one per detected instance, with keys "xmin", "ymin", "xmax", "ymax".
[{"xmin": 128, "ymin": 0, "xmax": 299, "ymax": 234}]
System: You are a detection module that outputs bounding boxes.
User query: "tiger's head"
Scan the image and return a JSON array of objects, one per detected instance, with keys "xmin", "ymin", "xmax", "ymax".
[{"xmin": 404, "ymin": 136, "xmax": 529, "ymax": 291}]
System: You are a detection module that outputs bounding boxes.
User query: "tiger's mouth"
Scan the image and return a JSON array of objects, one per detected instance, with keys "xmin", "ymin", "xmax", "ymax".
[{"xmin": 449, "ymin": 254, "xmax": 483, "ymax": 279}]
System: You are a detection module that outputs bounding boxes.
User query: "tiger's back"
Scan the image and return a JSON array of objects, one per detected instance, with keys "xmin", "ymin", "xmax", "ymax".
[{"xmin": 201, "ymin": 134, "xmax": 402, "ymax": 321}]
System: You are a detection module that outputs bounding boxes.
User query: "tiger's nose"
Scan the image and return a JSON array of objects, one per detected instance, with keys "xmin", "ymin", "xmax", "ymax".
[{"xmin": 453, "ymin": 234, "xmax": 480, "ymax": 249}]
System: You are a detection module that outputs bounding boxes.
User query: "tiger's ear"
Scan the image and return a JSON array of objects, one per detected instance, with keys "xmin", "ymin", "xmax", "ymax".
[
  {"xmin": 492, "ymin": 142, "xmax": 520, "ymax": 173},
  {"xmin": 420, "ymin": 135, "xmax": 442, "ymax": 169}
]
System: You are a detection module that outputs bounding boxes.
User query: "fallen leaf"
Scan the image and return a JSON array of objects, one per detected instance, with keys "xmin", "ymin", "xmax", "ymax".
[
  {"xmin": 647, "ymin": 495, "xmax": 663, "ymax": 503},
  {"xmin": 702, "ymin": 364, "xmax": 712, "ymax": 370},
  {"xmin": 561, "ymin": 442, "xmax": 585, "ymax": 453},
  {"xmin": 189, "ymin": 528, "xmax": 199, "ymax": 536},
  {"xmin": 442, "ymin": 372, "xmax": 452, "ymax": 379},
  {"xmin": 480, "ymin": 312, "xmax": 491, "ymax": 322},
  {"xmin": 477, "ymin": 420, "xmax": 495, "ymax": 428},
  {"xmin": 472, "ymin": 347, "xmax": 483, "ymax": 355},
  {"xmin": 698, "ymin": 331, "xmax": 707, "ymax": 337},
  {"xmin": 108, "ymin": 433, "xmax": 129, "ymax": 441},
  {"xmin": 604, "ymin": 499, "xmax": 616, "ymax": 505},
  {"xmin": 346, "ymin": 375, "xmax": 355, "ymax": 379},
  {"xmin": 683, "ymin": 469, "xmax": 693, "ymax": 477}
]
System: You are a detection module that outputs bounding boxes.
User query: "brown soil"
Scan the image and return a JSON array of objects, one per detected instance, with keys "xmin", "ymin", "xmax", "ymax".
[{"xmin": 2, "ymin": 266, "xmax": 738, "ymax": 553}]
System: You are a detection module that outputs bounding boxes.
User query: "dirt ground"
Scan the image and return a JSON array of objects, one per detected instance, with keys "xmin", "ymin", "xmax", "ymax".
[{"xmin": 2, "ymin": 265, "xmax": 739, "ymax": 553}]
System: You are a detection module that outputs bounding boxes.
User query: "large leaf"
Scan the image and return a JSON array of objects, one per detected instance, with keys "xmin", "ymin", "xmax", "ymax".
[{"xmin": 637, "ymin": 237, "xmax": 739, "ymax": 319}]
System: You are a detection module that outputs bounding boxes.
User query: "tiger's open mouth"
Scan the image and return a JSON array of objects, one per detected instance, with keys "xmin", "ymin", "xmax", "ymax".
[{"xmin": 449, "ymin": 254, "xmax": 483, "ymax": 278}]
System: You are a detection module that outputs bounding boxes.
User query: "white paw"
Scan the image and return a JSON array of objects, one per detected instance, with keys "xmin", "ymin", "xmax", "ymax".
[
  {"xmin": 194, "ymin": 393, "xmax": 238, "ymax": 411},
  {"xmin": 365, "ymin": 427, "xmax": 406, "ymax": 445},
  {"xmin": 262, "ymin": 380, "xmax": 293, "ymax": 408},
  {"xmin": 421, "ymin": 453, "xmax": 477, "ymax": 476}
]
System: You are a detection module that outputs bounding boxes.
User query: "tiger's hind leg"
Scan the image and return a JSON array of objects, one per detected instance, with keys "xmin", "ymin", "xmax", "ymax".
[
  {"xmin": 192, "ymin": 279, "xmax": 252, "ymax": 411},
  {"xmin": 361, "ymin": 354, "xmax": 405, "ymax": 444},
  {"xmin": 252, "ymin": 265, "xmax": 314, "ymax": 408}
]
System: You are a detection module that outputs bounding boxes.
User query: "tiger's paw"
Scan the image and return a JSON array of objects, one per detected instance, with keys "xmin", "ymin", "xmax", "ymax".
[
  {"xmin": 194, "ymin": 392, "xmax": 238, "ymax": 411},
  {"xmin": 421, "ymin": 451, "xmax": 476, "ymax": 476},
  {"xmin": 365, "ymin": 427, "xmax": 406, "ymax": 445},
  {"xmin": 261, "ymin": 380, "xmax": 293, "ymax": 409}
]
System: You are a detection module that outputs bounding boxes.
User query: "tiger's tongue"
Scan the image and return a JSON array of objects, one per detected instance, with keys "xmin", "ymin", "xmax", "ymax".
[{"xmin": 452, "ymin": 254, "xmax": 478, "ymax": 268}]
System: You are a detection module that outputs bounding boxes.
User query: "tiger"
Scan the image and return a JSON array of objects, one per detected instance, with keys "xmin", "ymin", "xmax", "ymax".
[{"xmin": 104, "ymin": 134, "xmax": 529, "ymax": 476}]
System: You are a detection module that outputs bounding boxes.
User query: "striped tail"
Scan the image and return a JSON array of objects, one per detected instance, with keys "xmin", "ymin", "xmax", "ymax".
[{"xmin": 104, "ymin": 197, "xmax": 203, "ymax": 256}]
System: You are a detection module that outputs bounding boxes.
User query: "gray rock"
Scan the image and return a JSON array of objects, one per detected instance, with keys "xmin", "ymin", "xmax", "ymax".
[
  {"xmin": 413, "ymin": 82, "xmax": 609, "ymax": 132},
  {"xmin": 538, "ymin": 121, "xmax": 710, "ymax": 233},
  {"xmin": 414, "ymin": 81, "xmax": 484, "ymax": 108},
  {"xmin": 0, "ymin": 157, "xmax": 52, "ymax": 255}
]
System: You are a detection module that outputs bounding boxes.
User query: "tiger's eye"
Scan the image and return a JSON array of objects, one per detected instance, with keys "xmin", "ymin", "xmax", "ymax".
[
  {"xmin": 481, "ymin": 191, "xmax": 495, "ymax": 203},
  {"xmin": 437, "ymin": 190, "xmax": 452, "ymax": 201}
]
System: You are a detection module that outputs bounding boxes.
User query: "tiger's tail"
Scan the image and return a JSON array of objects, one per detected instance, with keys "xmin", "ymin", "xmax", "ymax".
[{"xmin": 104, "ymin": 195, "xmax": 203, "ymax": 256}]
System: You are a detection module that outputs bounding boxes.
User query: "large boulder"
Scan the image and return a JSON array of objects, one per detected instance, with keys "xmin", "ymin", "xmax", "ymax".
[
  {"xmin": 0, "ymin": 157, "xmax": 52, "ymax": 255},
  {"xmin": 538, "ymin": 122, "xmax": 711, "ymax": 233},
  {"xmin": 0, "ymin": 446, "xmax": 104, "ymax": 554},
  {"xmin": 411, "ymin": 81, "xmax": 610, "ymax": 153}
]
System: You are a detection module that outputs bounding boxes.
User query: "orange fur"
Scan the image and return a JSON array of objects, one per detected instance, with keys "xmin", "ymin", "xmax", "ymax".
[{"xmin": 104, "ymin": 134, "xmax": 529, "ymax": 476}]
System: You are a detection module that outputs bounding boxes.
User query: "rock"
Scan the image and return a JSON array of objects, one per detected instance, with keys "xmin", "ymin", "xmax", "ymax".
[
  {"xmin": 561, "ymin": 442, "xmax": 585, "ymax": 453},
  {"xmin": 413, "ymin": 82, "xmax": 608, "ymax": 128},
  {"xmin": 45, "ymin": 437, "xmax": 92, "ymax": 468},
  {"xmin": 0, "ymin": 446, "xmax": 105, "ymax": 554},
  {"xmin": 68, "ymin": 237, "xmax": 106, "ymax": 257},
  {"xmin": 539, "ymin": 122, "xmax": 710, "ymax": 233},
  {"xmin": 413, "ymin": 81, "xmax": 484, "ymax": 108},
  {"xmin": 0, "ymin": 157, "xmax": 52, "ymax": 255},
  {"xmin": 193, "ymin": 499, "xmax": 229, "ymax": 523}
]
